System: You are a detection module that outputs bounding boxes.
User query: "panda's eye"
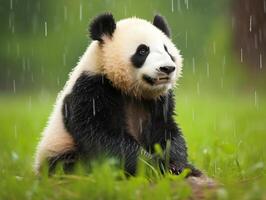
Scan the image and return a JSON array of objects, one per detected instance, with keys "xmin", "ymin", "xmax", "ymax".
[{"xmin": 137, "ymin": 44, "xmax": 149, "ymax": 56}]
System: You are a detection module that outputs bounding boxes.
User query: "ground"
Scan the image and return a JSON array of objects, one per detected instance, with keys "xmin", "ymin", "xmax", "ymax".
[{"xmin": 0, "ymin": 89, "xmax": 265, "ymax": 199}]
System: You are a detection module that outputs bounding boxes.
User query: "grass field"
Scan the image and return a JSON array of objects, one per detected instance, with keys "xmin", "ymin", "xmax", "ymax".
[{"xmin": 0, "ymin": 89, "xmax": 266, "ymax": 199}]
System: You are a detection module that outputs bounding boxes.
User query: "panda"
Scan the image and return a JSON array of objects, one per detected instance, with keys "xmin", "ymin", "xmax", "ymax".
[{"xmin": 34, "ymin": 13, "xmax": 201, "ymax": 177}]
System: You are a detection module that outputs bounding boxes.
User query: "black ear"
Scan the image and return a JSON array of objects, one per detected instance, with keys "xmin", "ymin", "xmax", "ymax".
[
  {"xmin": 89, "ymin": 13, "xmax": 116, "ymax": 42},
  {"xmin": 153, "ymin": 14, "xmax": 171, "ymax": 37}
]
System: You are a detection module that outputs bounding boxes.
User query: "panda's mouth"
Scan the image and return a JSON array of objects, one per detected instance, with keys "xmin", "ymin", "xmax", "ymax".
[{"xmin": 143, "ymin": 74, "xmax": 170, "ymax": 85}]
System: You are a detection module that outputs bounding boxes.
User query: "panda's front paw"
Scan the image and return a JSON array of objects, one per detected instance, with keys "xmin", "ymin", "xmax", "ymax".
[
  {"xmin": 169, "ymin": 163, "xmax": 183, "ymax": 175},
  {"xmin": 168, "ymin": 163, "xmax": 202, "ymax": 177}
]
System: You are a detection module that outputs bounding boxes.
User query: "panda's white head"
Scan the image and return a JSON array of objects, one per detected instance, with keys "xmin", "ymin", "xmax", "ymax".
[{"xmin": 89, "ymin": 13, "xmax": 183, "ymax": 99}]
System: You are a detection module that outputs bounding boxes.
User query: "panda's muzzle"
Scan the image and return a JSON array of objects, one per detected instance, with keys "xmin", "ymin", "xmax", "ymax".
[
  {"xmin": 143, "ymin": 65, "xmax": 175, "ymax": 85},
  {"xmin": 143, "ymin": 74, "xmax": 170, "ymax": 86}
]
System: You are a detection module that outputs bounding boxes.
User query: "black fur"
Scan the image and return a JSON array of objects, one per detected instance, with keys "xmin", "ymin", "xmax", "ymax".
[
  {"xmin": 62, "ymin": 74, "xmax": 142, "ymax": 175},
  {"xmin": 131, "ymin": 44, "xmax": 150, "ymax": 68},
  {"xmin": 89, "ymin": 13, "xmax": 116, "ymax": 42},
  {"xmin": 52, "ymin": 73, "xmax": 201, "ymax": 176},
  {"xmin": 48, "ymin": 151, "xmax": 77, "ymax": 175},
  {"xmin": 153, "ymin": 15, "xmax": 171, "ymax": 37},
  {"xmin": 164, "ymin": 45, "xmax": 175, "ymax": 62}
]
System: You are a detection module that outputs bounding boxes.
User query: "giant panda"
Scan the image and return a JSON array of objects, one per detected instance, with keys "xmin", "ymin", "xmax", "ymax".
[{"xmin": 34, "ymin": 13, "xmax": 201, "ymax": 177}]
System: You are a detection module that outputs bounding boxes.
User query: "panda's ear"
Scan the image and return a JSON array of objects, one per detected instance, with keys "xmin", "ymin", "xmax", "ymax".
[
  {"xmin": 89, "ymin": 13, "xmax": 116, "ymax": 42},
  {"xmin": 153, "ymin": 14, "xmax": 171, "ymax": 37}
]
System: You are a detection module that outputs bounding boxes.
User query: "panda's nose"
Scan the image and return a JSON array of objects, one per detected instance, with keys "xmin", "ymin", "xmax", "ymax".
[{"xmin": 159, "ymin": 66, "xmax": 176, "ymax": 75}]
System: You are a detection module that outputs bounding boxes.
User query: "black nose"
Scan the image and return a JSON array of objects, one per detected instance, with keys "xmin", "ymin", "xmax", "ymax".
[{"xmin": 159, "ymin": 66, "xmax": 176, "ymax": 75}]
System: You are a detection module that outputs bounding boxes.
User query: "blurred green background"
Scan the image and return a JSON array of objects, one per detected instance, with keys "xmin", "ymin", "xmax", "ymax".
[{"xmin": 1, "ymin": 0, "xmax": 266, "ymax": 199}]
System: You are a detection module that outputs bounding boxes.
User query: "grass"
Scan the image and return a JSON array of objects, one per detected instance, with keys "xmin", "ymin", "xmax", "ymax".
[{"xmin": 0, "ymin": 89, "xmax": 266, "ymax": 200}]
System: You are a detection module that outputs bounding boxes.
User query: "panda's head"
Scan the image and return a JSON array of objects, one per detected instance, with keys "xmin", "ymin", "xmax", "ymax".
[{"xmin": 89, "ymin": 13, "xmax": 183, "ymax": 99}]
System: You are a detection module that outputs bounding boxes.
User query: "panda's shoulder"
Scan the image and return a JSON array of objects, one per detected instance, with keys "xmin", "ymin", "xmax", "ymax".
[{"xmin": 71, "ymin": 72, "xmax": 116, "ymax": 95}]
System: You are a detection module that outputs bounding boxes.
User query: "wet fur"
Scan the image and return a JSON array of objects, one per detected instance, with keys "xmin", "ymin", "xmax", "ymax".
[
  {"xmin": 34, "ymin": 14, "xmax": 200, "ymax": 176},
  {"xmin": 59, "ymin": 73, "xmax": 199, "ymax": 175}
]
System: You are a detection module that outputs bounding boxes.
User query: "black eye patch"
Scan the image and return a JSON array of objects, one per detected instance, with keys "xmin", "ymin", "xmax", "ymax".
[
  {"xmin": 131, "ymin": 44, "xmax": 150, "ymax": 68},
  {"xmin": 164, "ymin": 45, "xmax": 175, "ymax": 62}
]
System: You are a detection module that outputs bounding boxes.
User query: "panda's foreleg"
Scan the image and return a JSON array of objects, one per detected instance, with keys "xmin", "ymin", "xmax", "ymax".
[
  {"xmin": 48, "ymin": 150, "xmax": 77, "ymax": 175},
  {"xmin": 62, "ymin": 74, "xmax": 153, "ymax": 175},
  {"xmin": 77, "ymin": 128, "xmax": 150, "ymax": 175},
  {"xmin": 159, "ymin": 119, "xmax": 202, "ymax": 177},
  {"xmin": 168, "ymin": 135, "xmax": 202, "ymax": 177}
]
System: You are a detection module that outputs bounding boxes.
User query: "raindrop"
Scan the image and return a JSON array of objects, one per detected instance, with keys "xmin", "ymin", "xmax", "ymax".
[
  {"xmin": 197, "ymin": 81, "xmax": 200, "ymax": 95},
  {"xmin": 185, "ymin": 0, "xmax": 189, "ymax": 9},
  {"xmin": 31, "ymin": 72, "xmax": 34, "ymax": 82},
  {"xmin": 240, "ymin": 48, "xmax": 243, "ymax": 62},
  {"xmin": 44, "ymin": 21, "xmax": 48, "ymax": 37},
  {"xmin": 101, "ymin": 75, "xmax": 105, "ymax": 84},
  {"xmin": 249, "ymin": 15, "xmax": 252, "ymax": 32},
  {"xmin": 92, "ymin": 98, "xmax": 96, "ymax": 116},
  {"xmin": 171, "ymin": 0, "xmax": 174, "ymax": 12},
  {"xmin": 64, "ymin": 6, "xmax": 68, "ymax": 21},
  {"xmin": 192, "ymin": 109, "xmax": 195, "ymax": 121},
  {"xmin": 13, "ymin": 79, "xmax": 16, "ymax": 93},
  {"xmin": 221, "ymin": 78, "xmax": 224, "ymax": 89},
  {"xmin": 192, "ymin": 57, "xmax": 195, "ymax": 74},
  {"xmin": 124, "ymin": 6, "xmax": 127, "ymax": 16},
  {"xmin": 79, "ymin": 3, "xmax": 83, "ymax": 21},
  {"xmin": 222, "ymin": 55, "xmax": 226, "ymax": 75},
  {"xmin": 10, "ymin": 0, "xmax": 13, "ymax": 10},
  {"xmin": 64, "ymin": 103, "xmax": 68, "ymax": 118},
  {"xmin": 206, "ymin": 62, "xmax": 210, "ymax": 78},
  {"xmin": 259, "ymin": 53, "xmax": 263, "ymax": 69},
  {"xmin": 177, "ymin": 0, "xmax": 181, "ymax": 12}
]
